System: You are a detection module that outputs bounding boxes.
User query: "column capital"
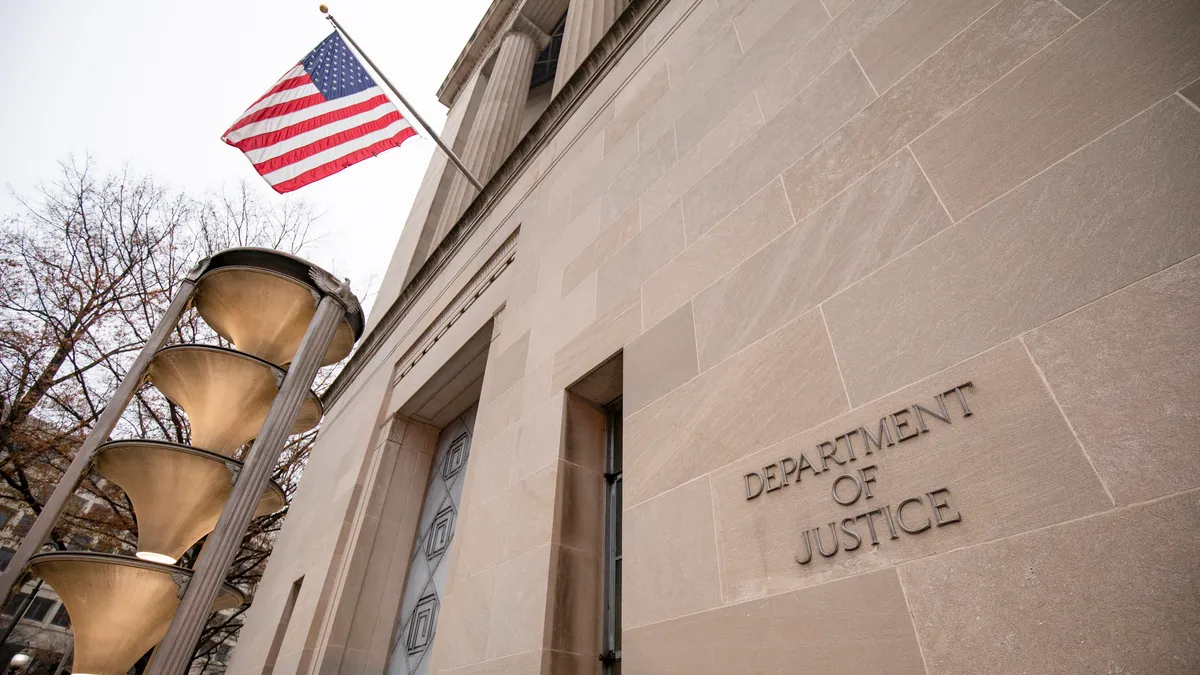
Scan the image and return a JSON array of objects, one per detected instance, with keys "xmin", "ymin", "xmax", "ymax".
[{"xmin": 509, "ymin": 13, "xmax": 552, "ymax": 50}]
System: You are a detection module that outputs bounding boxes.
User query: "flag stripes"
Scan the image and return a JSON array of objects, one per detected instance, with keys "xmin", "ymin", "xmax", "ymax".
[{"xmin": 221, "ymin": 32, "xmax": 415, "ymax": 193}]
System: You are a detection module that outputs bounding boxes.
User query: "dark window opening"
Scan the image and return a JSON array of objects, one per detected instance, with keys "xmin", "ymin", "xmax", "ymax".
[
  {"xmin": 24, "ymin": 596, "xmax": 55, "ymax": 622},
  {"xmin": 2, "ymin": 593, "xmax": 28, "ymax": 616},
  {"xmin": 15, "ymin": 514, "xmax": 34, "ymax": 535},
  {"xmin": 530, "ymin": 13, "xmax": 567, "ymax": 89},
  {"xmin": 50, "ymin": 603, "xmax": 70, "ymax": 628},
  {"xmin": 601, "ymin": 400, "xmax": 622, "ymax": 674}
]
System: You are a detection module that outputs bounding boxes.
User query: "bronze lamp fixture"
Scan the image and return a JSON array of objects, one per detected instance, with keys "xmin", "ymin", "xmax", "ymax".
[
  {"xmin": 93, "ymin": 440, "xmax": 286, "ymax": 564},
  {"xmin": 27, "ymin": 553, "xmax": 245, "ymax": 675},
  {"xmin": 6, "ymin": 247, "xmax": 363, "ymax": 675},
  {"xmin": 193, "ymin": 263, "xmax": 357, "ymax": 367},
  {"xmin": 145, "ymin": 345, "xmax": 323, "ymax": 456}
]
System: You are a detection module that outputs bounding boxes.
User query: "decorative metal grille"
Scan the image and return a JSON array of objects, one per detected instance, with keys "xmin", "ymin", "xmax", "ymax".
[
  {"xmin": 442, "ymin": 433, "xmax": 468, "ymax": 480},
  {"xmin": 405, "ymin": 595, "xmax": 439, "ymax": 656},
  {"xmin": 388, "ymin": 407, "xmax": 476, "ymax": 675}
]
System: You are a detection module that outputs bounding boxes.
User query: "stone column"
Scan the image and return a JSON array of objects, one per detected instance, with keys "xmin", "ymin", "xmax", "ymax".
[
  {"xmin": 553, "ymin": 0, "xmax": 623, "ymax": 95},
  {"xmin": 436, "ymin": 17, "xmax": 549, "ymax": 241}
]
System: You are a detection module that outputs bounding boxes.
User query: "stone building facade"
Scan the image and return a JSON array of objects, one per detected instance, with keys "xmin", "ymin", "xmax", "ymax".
[{"xmin": 227, "ymin": 0, "xmax": 1200, "ymax": 673}]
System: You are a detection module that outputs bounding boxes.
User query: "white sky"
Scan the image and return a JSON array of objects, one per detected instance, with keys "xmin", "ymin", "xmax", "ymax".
[{"xmin": 0, "ymin": 0, "xmax": 493, "ymax": 313}]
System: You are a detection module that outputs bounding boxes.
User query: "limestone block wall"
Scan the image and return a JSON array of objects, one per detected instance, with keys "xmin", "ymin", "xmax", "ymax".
[
  {"xmin": 433, "ymin": 0, "xmax": 1200, "ymax": 671},
  {"xmin": 231, "ymin": 0, "xmax": 1200, "ymax": 672}
]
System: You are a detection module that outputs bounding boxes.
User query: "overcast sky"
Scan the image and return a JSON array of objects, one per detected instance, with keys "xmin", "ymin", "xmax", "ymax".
[{"xmin": 0, "ymin": 0, "xmax": 493, "ymax": 314}]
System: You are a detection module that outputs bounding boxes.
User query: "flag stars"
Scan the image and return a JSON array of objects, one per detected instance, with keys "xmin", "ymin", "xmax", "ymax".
[{"xmin": 300, "ymin": 32, "xmax": 375, "ymax": 99}]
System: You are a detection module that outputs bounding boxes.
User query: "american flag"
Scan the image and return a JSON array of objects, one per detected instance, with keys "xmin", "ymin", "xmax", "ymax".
[{"xmin": 222, "ymin": 32, "xmax": 417, "ymax": 193}]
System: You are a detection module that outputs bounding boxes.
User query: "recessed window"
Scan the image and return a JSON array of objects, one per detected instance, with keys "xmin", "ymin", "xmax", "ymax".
[
  {"xmin": 2, "ymin": 593, "xmax": 27, "ymax": 616},
  {"xmin": 24, "ymin": 596, "xmax": 55, "ymax": 622},
  {"xmin": 530, "ymin": 12, "xmax": 567, "ymax": 89},
  {"xmin": 263, "ymin": 577, "xmax": 303, "ymax": 674},
  {"xmin": 601, "ymin": 400, "xmax": 623, "ymax": 674},
  {"xmin": 389, "ymin": 409, "xmax": 475, "ymax": 674}
]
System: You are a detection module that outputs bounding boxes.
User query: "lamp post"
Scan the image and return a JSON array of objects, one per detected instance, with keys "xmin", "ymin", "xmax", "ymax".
[
  {"xmin": 93, "ymin": 440, "xmax": 286, "ymax": 564},
  {"xmin": 26, "ymin": 553, "xmax": 246, "ymax": 675},
  {"xmin": 6, "ymin": 652, "xmax": 31, "ymax": 674},
  {"xmin": 147, "ymin": 273, "xmax": 355, "ymax": 674},
  {"xmin": 5, "ymin": 248, "xmax": 362, "ymax": 675}
]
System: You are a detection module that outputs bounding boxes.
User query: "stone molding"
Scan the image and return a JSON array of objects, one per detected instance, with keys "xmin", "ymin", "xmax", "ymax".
[
  {"xmin": 437, "ymin": 0, "xmax": 522, "ymax": 106},
  {"xmin": 392, "ymin": 229, "xmax": 519, "ymax": 386},
  {"xmin": 324, "ymin": 0, "xmax": 678, "ymax": 407}
]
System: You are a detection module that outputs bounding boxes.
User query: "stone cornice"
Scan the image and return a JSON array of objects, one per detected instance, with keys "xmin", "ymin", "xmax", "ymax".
[
  {"xmin": 437, "ymin": 0, "xmax": 521, "ymax": 107},
  {"xmin": 324, "ymin": 0, "xmax": 676, "ymax": 408},
  {"xmin": 392, "ymin": 230, "xmax": 518, "ymax": 387}
]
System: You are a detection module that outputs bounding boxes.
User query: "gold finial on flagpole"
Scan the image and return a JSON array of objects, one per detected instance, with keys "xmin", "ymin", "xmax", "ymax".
[{"xmin": 319, "ymin": 4, "xmax": 329, "ymax": 14}]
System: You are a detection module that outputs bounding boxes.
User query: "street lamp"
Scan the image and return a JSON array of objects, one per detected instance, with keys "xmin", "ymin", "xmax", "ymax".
[
  {"xmin": 145, "ymin": 345, "xmax": 323, "ymax": 456},
  {"xmin": 6, "ymin": 652, "xmax": 31, "ymax": 674},
  {"xmin": 192, "ymin": 260, "xmax": 357, "ymax": 367},
  {"xmin": 27, "ymin": 553, "xmax": 244, "ymax": 675},
  {"xmin": 2, "ymin": 247, "xmax": 362, "ymax": 675},
  {"xmin": 93, "ymin": 440, "xmax": 286, "ymax": 564}
]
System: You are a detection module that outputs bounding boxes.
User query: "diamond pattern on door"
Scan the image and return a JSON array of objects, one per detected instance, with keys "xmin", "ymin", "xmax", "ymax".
[
  {"xmin": 388, "ymin": 406, "xmax": 475, "ymax": 675},
  {"xmin": 405, "ymin": 594, "xmax": 439, "ymax": 656},
  {"xmin": 425, "ymin": 504, "xmax": 456, "ymax": 560},
  {"xmin": 442, "ymin": 433, "xmax": 468, "ymax": 479}
]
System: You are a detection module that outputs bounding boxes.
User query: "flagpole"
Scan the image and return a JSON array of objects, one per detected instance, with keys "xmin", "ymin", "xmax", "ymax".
[{"xmin": 320, "ymin": 5, "xmax": 485, "ymax": 192}]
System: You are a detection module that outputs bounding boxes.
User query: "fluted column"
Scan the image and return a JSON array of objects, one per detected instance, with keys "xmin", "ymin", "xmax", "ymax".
[
  {"xmin": 553, "ymin": 0, "xmax": 622, "ymax": 95},
  {"xmin": 436, "ymin": 17, "xmax": 549, "ymax": 240}
]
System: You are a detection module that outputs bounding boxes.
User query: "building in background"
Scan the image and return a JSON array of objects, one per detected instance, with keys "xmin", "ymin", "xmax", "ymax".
[
  {"xmin": 1, "ymin": 505, "xmax": 73, "ymax": 673},
  {"xmin": 228, "ymin": 0, "xmax": 1200, "ymax": 673}
]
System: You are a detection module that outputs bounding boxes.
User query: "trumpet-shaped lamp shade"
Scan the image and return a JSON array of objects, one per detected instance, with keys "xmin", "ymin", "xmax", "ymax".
[
  {"xmin": 146, "ymin": 345, "xmax": 322, "ymax": 456},
  {"xmin": 27, "ymin": 552, "xmax": 245, "ymax": 675},
  {"xmin": 194, "ymin": 267, "xmax": 356, "ymax": 367},
  {"xmin": 195, "ymin": 247, "xmax": 363, "ymax": 367},
  {"xmin": 94, "ymin": 440, "xmax": 287, "ymax": 564}
]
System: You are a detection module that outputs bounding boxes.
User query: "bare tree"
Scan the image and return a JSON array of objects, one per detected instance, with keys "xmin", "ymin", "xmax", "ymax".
[{"xmin": 0, "ymin": 157, "xmax": 335, "ymax": 672}]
